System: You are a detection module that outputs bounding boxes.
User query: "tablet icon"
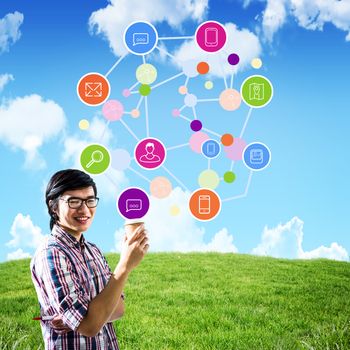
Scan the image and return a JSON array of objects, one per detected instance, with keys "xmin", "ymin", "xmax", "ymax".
[
  {"xmin": 198, "ymin": 195, "xmax": 210, "ymax": 214},
  {"xmin": 202, "ymin": 139, "xmax": 221, "ymax": 159},
  {"xmin": 189, "ymin": 188, "xmax": 221, "ymax": 221},
  {"xmin": 204, "ymin": 28, "xmax": 218, "ymax": 47},
  {"xmin": 195, "ymin": 21, "xmax": 226, "ymax": 53}
]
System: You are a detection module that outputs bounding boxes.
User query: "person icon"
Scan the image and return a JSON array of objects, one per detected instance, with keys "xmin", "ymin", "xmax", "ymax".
[{"xmin": 139, "ymin": 142, "xmax": 161, "ymax": 163}]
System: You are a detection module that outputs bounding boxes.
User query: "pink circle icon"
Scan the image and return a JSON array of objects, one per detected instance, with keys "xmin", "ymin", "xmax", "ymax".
[
  {"xmin": 195, "ymin": 21, "xmax": 227, "ymax": 53},
  {"xmin": 102, "ymin": 100, "xmax": 124, "ymax": 121},
  {"xmin": 134, "ymin": 138, "xmax": 166, "ymax": 170}
]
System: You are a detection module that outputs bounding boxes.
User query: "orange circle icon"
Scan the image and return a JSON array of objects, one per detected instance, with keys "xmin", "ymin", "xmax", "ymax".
[
  {"xmin": 77, "ymin": 72, "xmax": 110, "ymax": 106},
  {"xmin": 189, "ymin": 188, "xmax": 221, "ymax": 221}
]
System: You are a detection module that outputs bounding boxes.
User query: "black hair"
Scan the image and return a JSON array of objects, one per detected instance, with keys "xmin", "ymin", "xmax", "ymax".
[{"xmin": 45, "ymin": 169, "xmax": 97, "ymax": 230}]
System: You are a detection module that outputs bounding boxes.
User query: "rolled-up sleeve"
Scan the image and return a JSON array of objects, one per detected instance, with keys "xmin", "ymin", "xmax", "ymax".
[{"xmin": 41, "ymin": 248, "xmax": 89, "ymax": 331}]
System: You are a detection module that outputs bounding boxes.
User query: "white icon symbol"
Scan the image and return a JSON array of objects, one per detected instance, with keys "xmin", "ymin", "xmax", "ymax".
[
  {"xmin": 206, "ymin": 143, "xmax": 216, "ymax": 156},
  {"xmin": 86, "ymin": 150, "xmax": 104, "ymax": 168},
  {"xmin": 250, "ymin": 149, "xmax": 263, "ymax": 164},
  {"xmin": 85, "ymin": 82, "xmax": 103, "ymax": 97},
  {"xmin": 199, "ymin": 195, "xmax": 211, "ymax": 214},
  {"xmin": 139, "ymin": 142, "xmax": 161, "ymax": 164},
  {"xmin": 133, "ymin": 33, "xmax": 149, "ymax": 46},
  {"xmin": 126, "ymin": 199, "xmax": 142, "ymax": 212},
  {"xmin": 204, "ymin": 28, "xmax": 218, "ymax": 47},
  {"xmin": 249, "ymin": 83, "xmax": 264, "ymax": 101}
]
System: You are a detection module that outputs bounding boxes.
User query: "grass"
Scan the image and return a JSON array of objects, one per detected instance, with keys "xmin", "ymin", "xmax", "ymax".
[{"xmin": 0, "ymin": 253, "xmax": 349, "ymax": 349}]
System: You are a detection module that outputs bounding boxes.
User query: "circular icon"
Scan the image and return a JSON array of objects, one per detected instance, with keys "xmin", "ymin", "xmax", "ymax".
[
  {"xmin": 241, "ymin": 75, "xmax": 273, "ymax": 108},
  {"xmin": 134, "ymin": 138, "xmax": 166, "ymax": 170},
  {"xmin": 198, "ymin": 169, "xmax": 220, "ymax": 190},
  {"xmin": 117, "ymin": 187, "xmax": 150, "ymax": 220},
  {"xmin": 219, "ymin": 89, "xmax": 241, "ymax": 111},
  {"xmin": 243, "ymin": 142, "xmax": 271, "ymax": 171},
  {"xmin": 150, "ymin": 176, "xmax": 172, "ymax": 199},
  {"xmin": 123, "ymin": 21, "xmax": 158, "ymax": 55},
  {"xmin": 77, "ymin": 72, "xmax": 110, "ymax": 106},
  {"xmin": 102, "ymin": 100, "xmax": 124, "ymax": 121},
  {"xmin": 189, "ymin": 188, "xmax": 221, "ymax": 221},
  {"xmin": 80, "ymin": 144, "xmax": 111, "ymax": 175},
  {"xmin": 195, "ymin": 21, "xmax": 227, "ymax": 53},
  {"xmin": 136, "ymin": 63, "xmax": 157, "ymax": 84},
  {"xmin": 202, "ymin": 139, "xmax": 221, "ymax": 159}
]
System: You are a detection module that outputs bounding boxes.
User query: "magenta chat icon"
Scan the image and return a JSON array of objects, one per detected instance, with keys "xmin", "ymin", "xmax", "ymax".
[{"xmin": 117, "ymin": 187, "xmax": 150, "ymax": 219}]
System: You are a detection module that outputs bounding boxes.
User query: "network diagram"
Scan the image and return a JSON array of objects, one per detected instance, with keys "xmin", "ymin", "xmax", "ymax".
[{"xmin": 76, "ymin": 21, "xmax": 273, "ymax": 222}]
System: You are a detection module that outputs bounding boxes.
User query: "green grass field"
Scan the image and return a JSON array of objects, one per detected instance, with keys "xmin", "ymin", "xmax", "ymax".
[{"xmin": 0, "ymin": 253, "xmax": 349, "ymax": 349}]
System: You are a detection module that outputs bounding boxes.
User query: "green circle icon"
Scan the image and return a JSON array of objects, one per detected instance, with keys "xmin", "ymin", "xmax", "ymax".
[
  {"xmin": 224, "ymin": 171, "xmax": 236, "ymax": 183},
  {"xmin": 241, "ymin": 75, "xmax": 273, "ymax": 108},
  {"xmin": 139, "ymin": 84, "xmax": 151, "ymax": 96},
  {"xmin": 80, "ymin": 144, "xmax": 111, "ymax": 175}
]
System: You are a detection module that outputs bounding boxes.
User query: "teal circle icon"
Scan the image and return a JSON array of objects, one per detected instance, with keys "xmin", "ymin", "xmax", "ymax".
[
  {"xmin": 80, "ymin": 144, "xmax": 111, "ymax": 175},
  {"xmin": 241, "ymin": 75, "xmax": 273, "ymax": 108}
]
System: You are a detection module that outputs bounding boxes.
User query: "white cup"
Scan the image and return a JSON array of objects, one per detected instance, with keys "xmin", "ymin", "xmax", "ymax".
[{"xmin": 124, "ymin": 219, "xmax": 144, "ymax": 240}]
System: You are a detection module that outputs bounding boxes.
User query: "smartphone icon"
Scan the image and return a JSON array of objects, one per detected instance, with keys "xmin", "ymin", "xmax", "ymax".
[
  {"xmin": 198, "ymin": 195, "xmax": 211, "ymax": 214},
  {"xmin": 204, "ymin": 28, "xmax": 218, "ymax": 47}
]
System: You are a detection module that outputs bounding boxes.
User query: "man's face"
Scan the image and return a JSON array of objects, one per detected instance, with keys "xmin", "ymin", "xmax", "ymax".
[{"xmin": 56, "ymin": 186, "xmax": 96, "ymax": 236}]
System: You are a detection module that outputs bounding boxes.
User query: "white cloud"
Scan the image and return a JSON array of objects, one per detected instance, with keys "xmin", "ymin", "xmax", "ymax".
[
  {"xmin": 0, "ymin": 73, "xmax": 14, "ymax": 91},
  {"xmin": 62, "ymin": 116, "xmax": 128, "ymax": 201},
  {"xmin": 7, "ymin": 248, "xmax": 31, "ymax": 261},
  {"xmin": 252, "ymin": 216, "xmax": 349, "ymax": 262},
  {"xmin": 6, "ymin": 213, "xmax": 48, "ymax": 260},
  {"xmin": 0, "ymin": 94, "xmax": 66, "ymax": 169},
  {"xmin": 260, "ymin": 0, "xmax": 350, "ymax": 42},
  {"xmin": 173, "ymin": 22, "xmax": 262, "ymax": 78},
  {"xmin": 0, "ymin": 11, "xmax": 24, "ymax": 54},
  {"xmin": 113, "ymin": 187, "xmax": 238, "ymax": 253},
  {"xmin": 88, "ymin": 0, "xmax": 208, "ymax": 56}
]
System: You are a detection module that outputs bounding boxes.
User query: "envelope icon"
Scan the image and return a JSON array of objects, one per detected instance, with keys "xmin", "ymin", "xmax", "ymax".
[{"xmin": 85, "ymin": 82, "xmax": 103, "ymax": 97}]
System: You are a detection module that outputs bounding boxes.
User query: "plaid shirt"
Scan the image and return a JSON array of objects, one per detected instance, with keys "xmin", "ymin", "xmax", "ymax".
[{"xmin": 30, "ymin": 225, "xmax": 121, "ymax": 350}]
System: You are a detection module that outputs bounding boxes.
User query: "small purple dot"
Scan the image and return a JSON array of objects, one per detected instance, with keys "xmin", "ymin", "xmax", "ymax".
[
  {"xmin": 122, "ymin": 89, "xmax": 131, "ymax": 98},
  {"xmin": 228, "ymin": 53, "xmax": 240, "ymax": 66},
  {"xmin": 190, "ymin": 119, "xmax": 202, "ymax": 132}
]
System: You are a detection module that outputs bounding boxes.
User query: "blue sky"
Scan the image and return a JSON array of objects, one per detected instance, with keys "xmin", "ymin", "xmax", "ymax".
[{"xmin": 1, "ymin": 0, "xmax": 349, "ymax": 262}]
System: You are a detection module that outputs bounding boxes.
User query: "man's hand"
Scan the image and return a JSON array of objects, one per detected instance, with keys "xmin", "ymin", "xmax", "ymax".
[{"xmin": 49, "ymin": 315, "xmax": 72, "ymax": 334}]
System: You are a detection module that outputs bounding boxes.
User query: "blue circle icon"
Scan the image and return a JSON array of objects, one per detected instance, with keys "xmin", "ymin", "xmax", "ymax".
[
  {"xmin": 202, "ymin": 139, "xmax": 221, "ymax": 159},
  {"xmin": 124, "ymin": 21, "xmax": 158, "ymax": 55},
  {"xmin": 243, "ymin": 142, "xmax": 271, "ymax": 171}
]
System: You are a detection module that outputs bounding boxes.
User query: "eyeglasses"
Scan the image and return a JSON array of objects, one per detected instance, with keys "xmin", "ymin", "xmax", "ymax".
[{"xmin": 60, "ymin": 197, "xmax": 99, "ymax": 209}]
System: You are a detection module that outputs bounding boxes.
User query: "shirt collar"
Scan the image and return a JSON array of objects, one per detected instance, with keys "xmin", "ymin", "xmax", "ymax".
[{"xmin": 52, "ymin": 224, "xmax": 86, "ymax": 250}]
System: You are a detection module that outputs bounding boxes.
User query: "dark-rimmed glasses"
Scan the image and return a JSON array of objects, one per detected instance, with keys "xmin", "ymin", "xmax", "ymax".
[{"xmin": 60, "ymin": 197, "xmax": 99, "ymax": 209}]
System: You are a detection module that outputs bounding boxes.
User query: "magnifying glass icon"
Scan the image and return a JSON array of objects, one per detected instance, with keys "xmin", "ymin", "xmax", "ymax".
[{"xmin": 86, "ymin": 150, "xmax": 104, "ymax": 168}]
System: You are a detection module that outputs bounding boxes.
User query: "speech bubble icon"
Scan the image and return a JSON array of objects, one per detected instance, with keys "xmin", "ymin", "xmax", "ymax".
[
  {"xmin": 126, "ymin": 199, "xmax": 142, "ymax": 212},
  {"xmin": 133, "ymin": 33, "xmax": 149, "ymax": 46}
]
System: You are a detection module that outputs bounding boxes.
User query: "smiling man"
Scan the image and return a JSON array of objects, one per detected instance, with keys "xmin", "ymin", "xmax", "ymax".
[{"xmin": 30, "ymin": 169, "xmax": 149, "ymax": 350}]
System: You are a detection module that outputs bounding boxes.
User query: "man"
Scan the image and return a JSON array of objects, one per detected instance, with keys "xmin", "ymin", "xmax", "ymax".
[{"xmin": 30, "ymin": 169, "xmax": 149, "ymax": 349}]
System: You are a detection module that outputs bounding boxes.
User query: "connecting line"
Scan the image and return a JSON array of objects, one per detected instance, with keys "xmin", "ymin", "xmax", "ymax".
[
  {"xmin": 192, "ymin": 106, "xmax": 197, "ymax": 119},
  {"xmin": 208, "ymin": 158, "xmax": 211, "ymax": 170},
  {"xmin": 128, "ymin": 166, "xmax": 152, "ymax": 183},
  {"xmin": 197, "ymin": 98, "xmax": 219, "ymax": 103},
  {"xmin": 145, "ymin": 96, "xmax": 150, "ymax": 137},
  {"xmin": 151, "ymin": 72, "xmax": 184, "ymax": 90},
  {"xmin": 120, "ymin": 119, "xmax": 140, "ymax": 142},
  {"xmin": 222, "ymin": 170, "xmax": 253, "ymax": 202},
  {"xmin": 179, "ymin": 114, "xmax": 192, "ymax": 122},
  {"xmin": 105, "ymin": 54, "xmax": 128, "ymax": 77},
  {"xmin": 230, "ymin": 73, "xmax": 234, "ymax": 89},
  {"xmin": 162, "ymin": 165, "xmax": 190, "ymax": 192},
  {"xmin": 129, "ymin": 81, "xmax": 139, "ymax": 91},
  {"xmin": 167, "ymin": 143, "xmax": 189, "ymax": 151},
  {"xmin": 142, "ymin": 55, "xmax": 146, "ymax": 64},
  {"xmin": 156, "ymin": 45, "xmax": 176, "ymax": 60},
  {"xmin": 230, "ymin": 160, "xmax": 235, "ymax": 171},
  {"xmin": 104, "ymin": 172, "xmax": 119, "ymax": 190},
  {"xmin": 179, "ymin": 105, "xmax": 186, "ymax": 112},
  {"xmin": 240, "ymin": 107, "xmax": 253, "ymax": 138},
  {"xmin": 136, "ymin": 95, "xmax": 144, "ymax": 110},
  {"xmin": 158, "ymin": 36, "xmax": 194, "ymax": 40},
  {"xmin": 99, "ymin": 120, "xmax": 110, "ymax": 143},
  {"xmin": 184, "ymin": 76, "xmax": 190, "ymax": 87},
  {"xmin": 202, "ymin": 127, "xmax": 222, "ymax": 138}
]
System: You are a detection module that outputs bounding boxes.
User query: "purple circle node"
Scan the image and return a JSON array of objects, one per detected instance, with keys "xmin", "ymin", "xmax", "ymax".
[
  {"xmin": 190, "ymin": 120, "xmax": 202, "ymax": 132},
  {"xmin": 122, "ymin": 89, "xmax": 131, "ymax": 98},
  {"xmin": 172, "ymin": 109, "xmax": 181, "ymax": 117},
  {"xmin": 228, "ymin": 53, "xmax": 240, "ymax": 66}
]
